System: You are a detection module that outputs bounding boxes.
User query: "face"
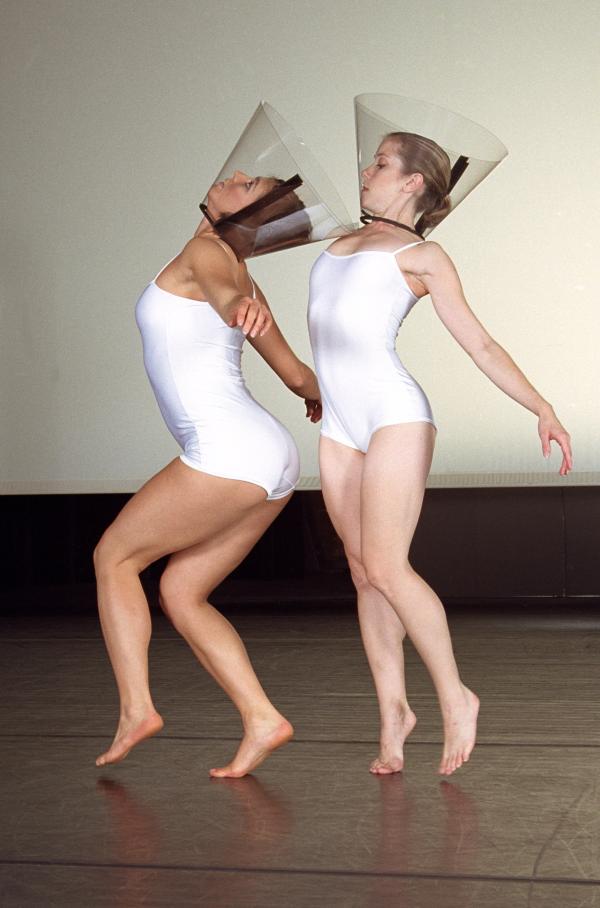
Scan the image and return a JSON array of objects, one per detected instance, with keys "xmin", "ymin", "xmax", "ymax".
[
  {"xmin": 360, "ymin": 140, "xmax": 419, "ymax": 214},
  {"xmin": 206, "ymin": 170, "xmax": 278, "ymax": 218}
]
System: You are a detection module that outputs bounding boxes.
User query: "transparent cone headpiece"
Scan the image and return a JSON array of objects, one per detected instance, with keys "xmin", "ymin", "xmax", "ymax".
[
  {"xmin": 355, "ymin": 93, "xmax": 508, "ymax": 235},
  {"xmin": 200, "ymin": 102, "xmax": 354, "ymax": 259}
]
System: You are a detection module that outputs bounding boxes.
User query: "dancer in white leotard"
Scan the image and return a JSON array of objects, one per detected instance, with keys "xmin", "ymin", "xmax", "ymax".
[
  {"xmin": 136, "ymin": 261, "xmax": 298, "ymax": 499},
  {"xmin": 94, "ymin": 169, "xmax": 322, "ymax": 777},
  {"xmin": 309, "ymin": 240, "xmax": 434, "ymax": 452},
  {"xmin": 310, "ymin": 130, "xmax": 573, "ymax": 776}
]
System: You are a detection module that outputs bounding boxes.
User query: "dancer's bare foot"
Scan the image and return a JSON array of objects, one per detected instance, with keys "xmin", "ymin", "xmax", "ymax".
[
  {"xmin": 209, "ymin": 715, "xmax": 293, "ymax": 779},
  {"xmin": 438, "ymin": 687, "xmax": 479, "ymax": 776},
  {"xmin": 370, "ymin": 707, "xmax": 417, "ymax": 775},
  {"xmin": 96, "ymin": 711, "xmax": 164, "ymax": 767}
]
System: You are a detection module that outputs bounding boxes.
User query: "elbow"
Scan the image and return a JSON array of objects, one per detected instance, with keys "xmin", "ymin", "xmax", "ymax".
[
  {"xmin": 285, "ymin": 361, "xmax": 310, "ymax": 393},
  {"xmin": 286, "ymin": 371, "xmax": 306, "ymax": 393},
  {"xmin": 468, "ymin": 334, "xmax": 497, "ymax": 362}
]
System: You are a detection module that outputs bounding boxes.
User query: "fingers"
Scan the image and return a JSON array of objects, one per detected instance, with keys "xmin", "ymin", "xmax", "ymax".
[
  {"xmin": 559, "ymin": 436, "xmax": 573, "ymax": 475},
  {"xmin": 540, "ymin": 431, "xmax": 551, "ymax": 459},
  {"xmin": 305, "ymin": 400, "xmax": 323, "ymax": 423},
  {"xmin": 562, "ymin": 435, "xmax": 574, "ymax": 472},
  {"xmin": 232, "ymin": 297, "xmax": 273, "ymax": 337},
  {"xmin": 552, "ymin": 429, "xmax": 573, "ymax": 475},
  {"xmin": 541, "ymin": 430, "xmax": 573, "ymax": 475}
]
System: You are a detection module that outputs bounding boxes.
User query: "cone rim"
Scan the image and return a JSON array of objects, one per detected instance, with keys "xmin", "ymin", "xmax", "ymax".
[{"xmin": 354, "ymin": 92, "xmax": 508, "ymax": 163}]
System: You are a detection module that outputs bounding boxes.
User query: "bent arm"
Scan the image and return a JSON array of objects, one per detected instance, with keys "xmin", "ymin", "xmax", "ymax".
[
  {"xmin": 186, "ymin": 238, "xmax": 269, "ymax": 335},
  {"xmin": 247, "ymin": 282, "xmax": 320, "ymax": 399}
]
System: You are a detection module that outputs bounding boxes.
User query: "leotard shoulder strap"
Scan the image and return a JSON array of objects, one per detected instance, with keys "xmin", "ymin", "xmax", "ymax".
[
  {"xmin": 391, "ymin": 240, "xmax": 427, "ymax": 255},
  {"xmin": 152, "ymin": 254, "xmax": 178, "ymax": 283}
]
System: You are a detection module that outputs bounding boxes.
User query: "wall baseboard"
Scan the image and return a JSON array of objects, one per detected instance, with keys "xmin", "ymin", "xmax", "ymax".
[{"xmin": 1, "ymin": 471, "xmax": 599, "ymax": 495}]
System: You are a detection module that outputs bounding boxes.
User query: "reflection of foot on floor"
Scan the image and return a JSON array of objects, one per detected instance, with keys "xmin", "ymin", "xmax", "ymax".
[
  {"xmin": 209, "ymin": 717, "xmax": 293, "ymax": 778},
  {"xmin": 96, "ymin": 778, "xmax": 162, "ymax": 858},
  {"xmin": 369, "ymin": 708, "xmax": 417, "ymax": 775},
  {"xmin": 213, "ymin": 775, "xmax": 294, "ymax": 838},
  {"xmin": 371, "ymin": 773, "xmax": 416, "ymax": 871},
  {"xmin": 439, "ymin": 779, "xmax": 480, "ymax": 871},
  {"xmin": 96, "ymin": 711, "xmax": 164, "ymax": 767}
]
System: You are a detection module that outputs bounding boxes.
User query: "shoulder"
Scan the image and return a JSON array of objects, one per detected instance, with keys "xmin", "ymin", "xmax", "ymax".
[
  {"xmin": 324, "ymin": 236, "xmax": 355, "ymax": 256},
  {"xmin": 182, "ymin": 235, "xmax": 238, "ymax": 274},
  {"xmin": 415, "ymin": 241, "xmax": 457, "ymax": 276}
]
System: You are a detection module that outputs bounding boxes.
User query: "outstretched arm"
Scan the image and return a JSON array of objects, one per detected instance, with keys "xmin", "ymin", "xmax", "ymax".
[
  {"xmin": 247, "ymin": 281, "xmax": 322, "ymax": 423},
  {"xmin": 419, "ymin": 243, "xmax": 573, "ymax": 475}
]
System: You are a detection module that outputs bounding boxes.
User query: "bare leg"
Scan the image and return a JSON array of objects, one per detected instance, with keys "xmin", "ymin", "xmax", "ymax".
[
  {"xmin": 319, "ymin": 437, "xmax": 416, "ymax": 773},
  {"xmin": 158, "ymin": 503, "xmax": 294, "ymax": 777},
  {"xmin": 361, "ymin": 424, "xmax": 479, "ymax": 776},
  {"xmin": 94, "ymin": 458, "xmax": 291, "ymax": 769}
]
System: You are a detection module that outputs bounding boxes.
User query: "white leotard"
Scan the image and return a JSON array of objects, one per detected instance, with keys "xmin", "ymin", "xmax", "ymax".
[
  {"xmin": 307, "ymin": 242, "xmax": 435, "ymax": 453},
  {"xmin": 135, "ymin": 260, "xmax": 299, "ymax": 499}
]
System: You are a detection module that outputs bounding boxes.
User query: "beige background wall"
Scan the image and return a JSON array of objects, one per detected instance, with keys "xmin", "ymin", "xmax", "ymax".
[{"xmin": 1, "ymin": 0, "xmax": 598, "ymax": 492}]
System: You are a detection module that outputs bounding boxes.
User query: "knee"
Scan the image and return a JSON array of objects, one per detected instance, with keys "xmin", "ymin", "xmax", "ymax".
[
  {"xmin": 93, "ymin": 529, "xmax": 119, "ymax": 576},
  {"xmin": 158, "ymin": 568, "xmax": 204, "ymax": 626},
  {"xmin": 93, "ymin": 527, "xmax": 146, "ymax": 579},
  {"xmin": 363, "ymin": 557, "xmax": 413, "ymax": 599},
  {"xmin": 346, "ymin": 552, "xmax": 371, "ymax": 594},
  {"xmin": 158, "ymin": 569, "xmax": 179, "ymax": 622}
]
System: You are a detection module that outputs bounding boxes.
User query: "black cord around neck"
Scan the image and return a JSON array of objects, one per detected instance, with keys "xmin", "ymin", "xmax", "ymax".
[{"xmin": 360, "ymin": 211, "xmax": 424, "ymax": 239}]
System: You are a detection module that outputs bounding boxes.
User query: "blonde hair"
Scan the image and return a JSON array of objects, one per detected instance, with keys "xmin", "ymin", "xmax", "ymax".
[{"xmin": 386, "ymin": 131, "xmax": 452, "ymax": 231}]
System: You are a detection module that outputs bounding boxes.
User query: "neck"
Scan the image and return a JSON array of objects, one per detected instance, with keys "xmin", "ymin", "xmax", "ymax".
[
  {"xmin": 193, "ymin": 217, "xmax": 216, "ymax": 239},
  {"xmin": 360, "ymin": 211, "xmax": 423, "ymax": 238}
]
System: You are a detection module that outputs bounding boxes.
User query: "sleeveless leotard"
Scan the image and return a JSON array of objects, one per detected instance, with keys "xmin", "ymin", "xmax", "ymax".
[
  {"xmin": 135, "ymin": 260, "xmax": 299, "ymax": 499},
  {"xmin": 307, "ymin": 242, "xmax": 435, "ymax": 453}
]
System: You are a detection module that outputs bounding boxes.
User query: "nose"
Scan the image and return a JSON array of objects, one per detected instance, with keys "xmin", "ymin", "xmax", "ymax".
[{"xmin": 232, "ymin": 170, "xmax": 250, "ymax": 182}]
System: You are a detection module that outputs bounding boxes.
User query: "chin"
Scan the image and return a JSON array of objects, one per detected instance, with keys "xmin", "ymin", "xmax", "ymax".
[{"xmin": 205, "ymin": 191, "xmax": 223, "ymax": 216}]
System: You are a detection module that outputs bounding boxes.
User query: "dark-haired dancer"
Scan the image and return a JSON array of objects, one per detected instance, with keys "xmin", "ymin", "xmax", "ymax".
[
  {"xmin": 95, "ymin": 170, "xmax": 321, "ymax": 777},
  {"xmin": 308, "ymin": 132, "xmax": 572, "ymax": 776}
]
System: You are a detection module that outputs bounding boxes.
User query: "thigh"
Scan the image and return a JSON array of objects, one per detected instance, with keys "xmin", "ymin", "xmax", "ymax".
[
  {"xmin": 319, "ymin": 436, "xmax": 365, "ymax": 558},
  {"xmin": 99, "ymin": 458, "xmax": 269, "ymax": 569},
  {"xmin": 361, "ymin": 423, "xmax": 436, "ymax": 565},
  {"xmin": 162, "ymin": 493, "xmax": 290, "ymax": 599}
]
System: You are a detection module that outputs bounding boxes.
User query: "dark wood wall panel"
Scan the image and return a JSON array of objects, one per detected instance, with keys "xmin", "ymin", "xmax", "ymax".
[
  {"xmin": 564, "ymin": 487, "xmax": 600, "ymax": 596},
  {"xmin": 409, "ymin": 489, "xmax": 565, "ymax": 598},
  {"xmin": 1, "ymin": 488, "xmax": 598, "ymax": 602}
]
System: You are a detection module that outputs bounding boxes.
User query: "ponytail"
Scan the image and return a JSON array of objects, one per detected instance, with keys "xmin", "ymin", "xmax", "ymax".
[{"xmin": 387, "ymin": 131, "xmax": 451, "ymax": 232}]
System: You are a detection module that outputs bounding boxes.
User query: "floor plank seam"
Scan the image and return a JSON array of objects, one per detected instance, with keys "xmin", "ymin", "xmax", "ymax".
[
  {"xmin": 2, "ymin": 734, "xmax": 600, "ymax": 749},
  {"xmin": 2, "ymin": 859, "xmax": 600, "ymax": 888}
]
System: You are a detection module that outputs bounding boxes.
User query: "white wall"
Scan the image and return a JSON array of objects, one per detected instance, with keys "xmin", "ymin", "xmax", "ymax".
[{"xmin": 1, "ymin": 0, "xmax": 598, "ymax": 492}]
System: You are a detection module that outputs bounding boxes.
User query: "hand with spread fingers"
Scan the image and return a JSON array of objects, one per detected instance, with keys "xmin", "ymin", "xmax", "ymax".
[{"xmin": 538, "ymin": 406, "xmax": 573, "ymax": 476}]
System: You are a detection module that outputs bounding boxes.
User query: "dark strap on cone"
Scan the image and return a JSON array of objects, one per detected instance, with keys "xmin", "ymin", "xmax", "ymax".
[
  {"xmin": 415, "ymin": 154, "xmax": 470, "ymax": 234},
  {"xmin": 201, "ymin": 174, "xmax": 304, "ymax": 228},
  {"xmin": 360, "ymin": 211, "xmax": 424, "ymax": 238}
]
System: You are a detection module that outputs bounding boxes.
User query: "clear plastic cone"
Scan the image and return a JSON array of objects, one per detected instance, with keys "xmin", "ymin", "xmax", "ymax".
[
  {"xmin": 355, "ymin": 93, "xmax": 508, "ymax": 235},
  {"xmin": 199, "ymin": 102, "xmax": 354, "ymax": 259}
]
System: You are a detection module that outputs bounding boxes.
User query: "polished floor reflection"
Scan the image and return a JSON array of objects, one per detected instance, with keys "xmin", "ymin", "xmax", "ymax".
[{"xmin": 2, "ymin": 600, "xmax": 600, "ymax": 906}]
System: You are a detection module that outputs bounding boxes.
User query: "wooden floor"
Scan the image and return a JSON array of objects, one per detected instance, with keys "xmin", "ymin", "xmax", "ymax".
[{"xmin": 2, "ymin": 596, "xmax": 600, "ymax": 907}]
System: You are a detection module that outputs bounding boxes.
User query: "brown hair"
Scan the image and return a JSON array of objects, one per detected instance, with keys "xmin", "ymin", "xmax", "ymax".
[
  {"xmin": 386, "ymin": 132, "xmax": 452, "ymax": 231},
  {"xmin": 217, "ymin": 178, "xmax": 312, "ymax": 259}
]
